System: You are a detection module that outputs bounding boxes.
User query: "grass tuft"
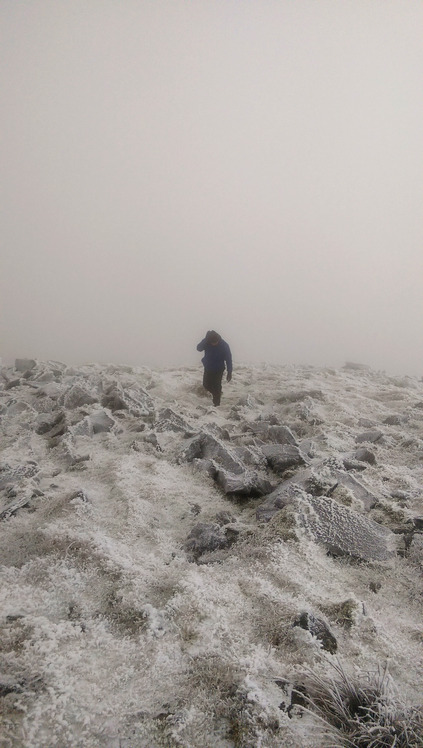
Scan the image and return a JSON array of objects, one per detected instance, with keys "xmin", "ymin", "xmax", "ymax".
[{"xmin": 302, "ymin": 662, "xmax": 423, "ymax": 747}]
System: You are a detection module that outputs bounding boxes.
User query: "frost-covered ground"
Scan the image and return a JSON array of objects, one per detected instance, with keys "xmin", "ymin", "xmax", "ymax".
[{"xmin": 0, "ymin": 359, "xmax": 422, "ymax": 747}]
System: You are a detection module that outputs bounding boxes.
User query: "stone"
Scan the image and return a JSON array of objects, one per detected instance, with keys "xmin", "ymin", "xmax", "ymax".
[
  {"xmin": 297, "ymin": 494, "xmax": 396, "ymax": 561},
  {"xmin": 35, "ymin": 412, "xmax": 63, "ymax": 435},
  {"xmin": 261, "ymin": 444, "xmax": 307, "ymax": 475},
  {"xmin": 353, "ymin": 447, "xmax": 377, "ymax": 465},
  {"xmin": 294, "ymin": 612, "xmax": 337, "ymax": 654},
  {"xmin": 15, "ymin": 359, "xmax": 36, "ymax": 372},
  {"xmin": 256, "ymin": 466, "xmax": 338, "ymax": 522},
  {"xmin": 214, "ymin": 511, "xmax": 236, "ymax": 526},
  {"xmin": 268, "ymin": 425, "xmax": 298, "ymax": 445},
  {"xmin": 333, "ymin": 470, "xmax": 380, "ymax": 510},
  {"xmin": 184, "ymin": 522, "xmax": 239, "ymax": 560},
  {"xmin": 343, "ymin": 361, "xmax": 371, "ymax": 371},
  {"xmin": 342, "ymin": 459, "xmax": 368, "ymax": 472},
  {"xmin": 383, "ymin": 414, "xmax": 403, "ymax": 425},
  {"xmin": 36, "ymin": 382, "xmax": 62, "ymax": 399},
  {"xmin": 69, "ymin": 417, "xmax": 94, "ymax": 438},
  {"xmin": 0, "ymin": 462, "xmax": 39, "ymax": 490},
  {"xmin": 6, "ymin": 401, "xmax": 33, "ymax": 416},
  {"xmin": 154, "ymin": 408, "xmax": 190, "ymax": 433},
  {"xmin": 215, "ymin": 469, "xmax": 272, "ymax": 498},
  {"xmin": 101, "ymin": 382, "xmax": 154, "ymax": 417},
  {"xmin": 178, "ymin": 435, "xmax": 204, "ymax": 463},
  {"xmin": 276, "ymin": 389, "xmax": 324, "ymax": 404},
  {"xmin": 4, "ymin": 378, "xmax": 21, "ymax": 390},
  {"xmin": 356, "ymin": 430, "xmax": 383, "ymax": 444},
  {"xmin": 89, "ymin": 410, "xmax": 115, "ymax": 434},
  {"xmin": 101, "ymin": 385, "xmax": 128, "ymax": 411},
  {"xmin": 42, "ymin": 411, "xmax": 68, "ymax": 440},
  {"xmin": 0, "ymin": 494, "xmax": 32, "ymax": 521},
  {"xmin": 180, "ymin": 433, "xmax": 245, "ymax": 474},
  {"xmin": 62, "ymin": 384, "xmax": 98, "ymax": 410}
]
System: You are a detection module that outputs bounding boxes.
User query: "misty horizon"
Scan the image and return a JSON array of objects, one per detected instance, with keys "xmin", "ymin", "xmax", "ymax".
[{"xmin": 1, "ymin": 1, "xmax": 422, "ymax": 378}]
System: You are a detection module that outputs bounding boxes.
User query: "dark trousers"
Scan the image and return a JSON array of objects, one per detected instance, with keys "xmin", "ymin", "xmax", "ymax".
[{"xmin": 203, "ymin": 369, "xmax": 224, "ymax": 406}]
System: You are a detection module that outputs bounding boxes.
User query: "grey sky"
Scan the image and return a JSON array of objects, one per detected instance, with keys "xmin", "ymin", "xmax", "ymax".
[{"xmin": 1, "ymin": 0, "xmax": 422, "ymax": 375}]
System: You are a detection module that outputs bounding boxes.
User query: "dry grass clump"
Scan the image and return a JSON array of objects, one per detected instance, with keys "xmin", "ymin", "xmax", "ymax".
[{"xmin": 303, "ymin": 662, "xmax": 423, "ymax": 747}]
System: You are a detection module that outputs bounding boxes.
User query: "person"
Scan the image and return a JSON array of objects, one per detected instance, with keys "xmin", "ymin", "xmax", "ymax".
[{"xmin": 196, "ymin": 330, "xmax": 232, "ymax": 406}]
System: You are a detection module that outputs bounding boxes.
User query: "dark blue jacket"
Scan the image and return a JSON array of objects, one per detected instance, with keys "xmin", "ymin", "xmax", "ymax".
[{"xmin": 197, "ymin": 338, "xmax": 232, "ymax": 374}]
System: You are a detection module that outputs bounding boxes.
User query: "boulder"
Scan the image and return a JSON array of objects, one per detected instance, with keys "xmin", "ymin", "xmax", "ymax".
[
  {"xmin": 4, "ymin": 378, "xmax": 21, "ymax": 390},
  {"xmin": 256, "ymin": 466, "xmax": 338, "ymax": 522},
  {"xmin": 101, "ymin": 385, "xmax": 127, "ymax": 411},
  {"xmin": 89, "ymin": 410, "xmax": 115, "ymax": 434},
  {"xmin": 179, "ymin": 433, "xmax": 245, "ymax": 474},
  {"xmin": 184, "ymin": 521, "xmax": 239, "ymax": 560},
  {"xmin": 343, "ymin": 361, "xmax": 371, "ymax": 371},
  {"xmin": 62, "ymin": 384, "xmax": 98, "ymax": 410},
  {"xmin": 342, "ymin": 458, "xmax": 368, "ymax": 472},
  {"xmin": 261, "ymin": 444, "xmax": 307, "ymax": 475},
  {"xmin": 154, "ymin": 408, "xmax": 191, "ymax": 433},
  {"xmin": 383, "ymin": 414, "xmax": 403, "ymax": 425},
  {"xmin": 352, "ymin": 447, "xmax": 377, "ymax": 465},
  {"xmin": 101, "ymin": 382, "xmax": 154, "ymax": 417},
  {"xmin": 333, "ymin": 470, "xmax": 380, "ymax": 511},
  {"xmin": 15, "ymin": 359, "xmax": 36, "ymax": 372},
  {"xmin": 356, "ymin": 430, "xmax": 383, "ymax": 444},
  {"xmin": 297, "ymin": 494, "xmax": 396, "ymax": 561},
  {"xmin": 215, "ymin": 469, "xmax": 272, "ymax": 498}
]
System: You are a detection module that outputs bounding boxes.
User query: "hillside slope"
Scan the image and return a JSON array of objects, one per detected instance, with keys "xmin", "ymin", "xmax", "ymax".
[{"xmin": 1, "ymin": 360, "xmax": 422, "ymax": 747}]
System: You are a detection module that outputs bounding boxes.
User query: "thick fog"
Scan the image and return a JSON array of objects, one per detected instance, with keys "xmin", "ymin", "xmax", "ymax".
[{"xmin": 1, "ymin": 1, "xmax": 422, "ymax": 376}]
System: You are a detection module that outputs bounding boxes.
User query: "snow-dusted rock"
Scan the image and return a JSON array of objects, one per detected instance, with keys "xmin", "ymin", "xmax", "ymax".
[
  {"xmin": 184, "ymin": 521, "xmax": 240, "ymax": 560},
  {"xmin": 352, "ymin": 447, "xmax": 377, "ymax": 465},
  {"xmin": 261, "ymin": 444, "xmax": 307, "ymax": 474},
  {"xmin": 294, "ymin": 612, "xmax": 337, "ymax": 653},
  {"xmin": 256, "ymin": 466, "xmax": 339, "ymax": 522},
  {"xmin": 61, "ymin": 384, "xmax": 98, "ymax": 409},
  {"xmin": 215, "ymin": 469, "xmax": 272, "ymax": 498},
  {"xmin": 180, "ymin": 432, "xmax": 245, "ymax": 475},
  {"xmin": 89, "ymin": 410, "xmax": 115, "ymax": 433},
  {"xmin": 154, "ymin": 408, "xmax": 191, "ymax": 433},
  {"xmin": 356, "ymin": 429, "xmax": 383, "ymax": 444},
  {"xmin": 297, "ymin": 494, "xmax": 396, "ymax": 561},
  {"xmin": 15, "ymin": 358, "xmax": 36, "ymax": 372}
]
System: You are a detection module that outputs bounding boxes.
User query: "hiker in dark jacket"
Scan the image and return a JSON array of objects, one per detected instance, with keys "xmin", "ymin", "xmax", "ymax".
[{"xmin": 196, "ymin": 330, "xmax": 232, "ymax": 406}]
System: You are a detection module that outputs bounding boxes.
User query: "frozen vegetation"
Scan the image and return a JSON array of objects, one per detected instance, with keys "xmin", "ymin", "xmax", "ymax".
[{"xmin": 0, "ymin": 359, "xmax": 422, "ymax": 747}]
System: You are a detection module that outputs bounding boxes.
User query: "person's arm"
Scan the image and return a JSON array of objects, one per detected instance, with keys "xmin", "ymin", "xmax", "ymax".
[{"xmin": 224, "ymin": 343, "xmax": 233, "ymax": 380}]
